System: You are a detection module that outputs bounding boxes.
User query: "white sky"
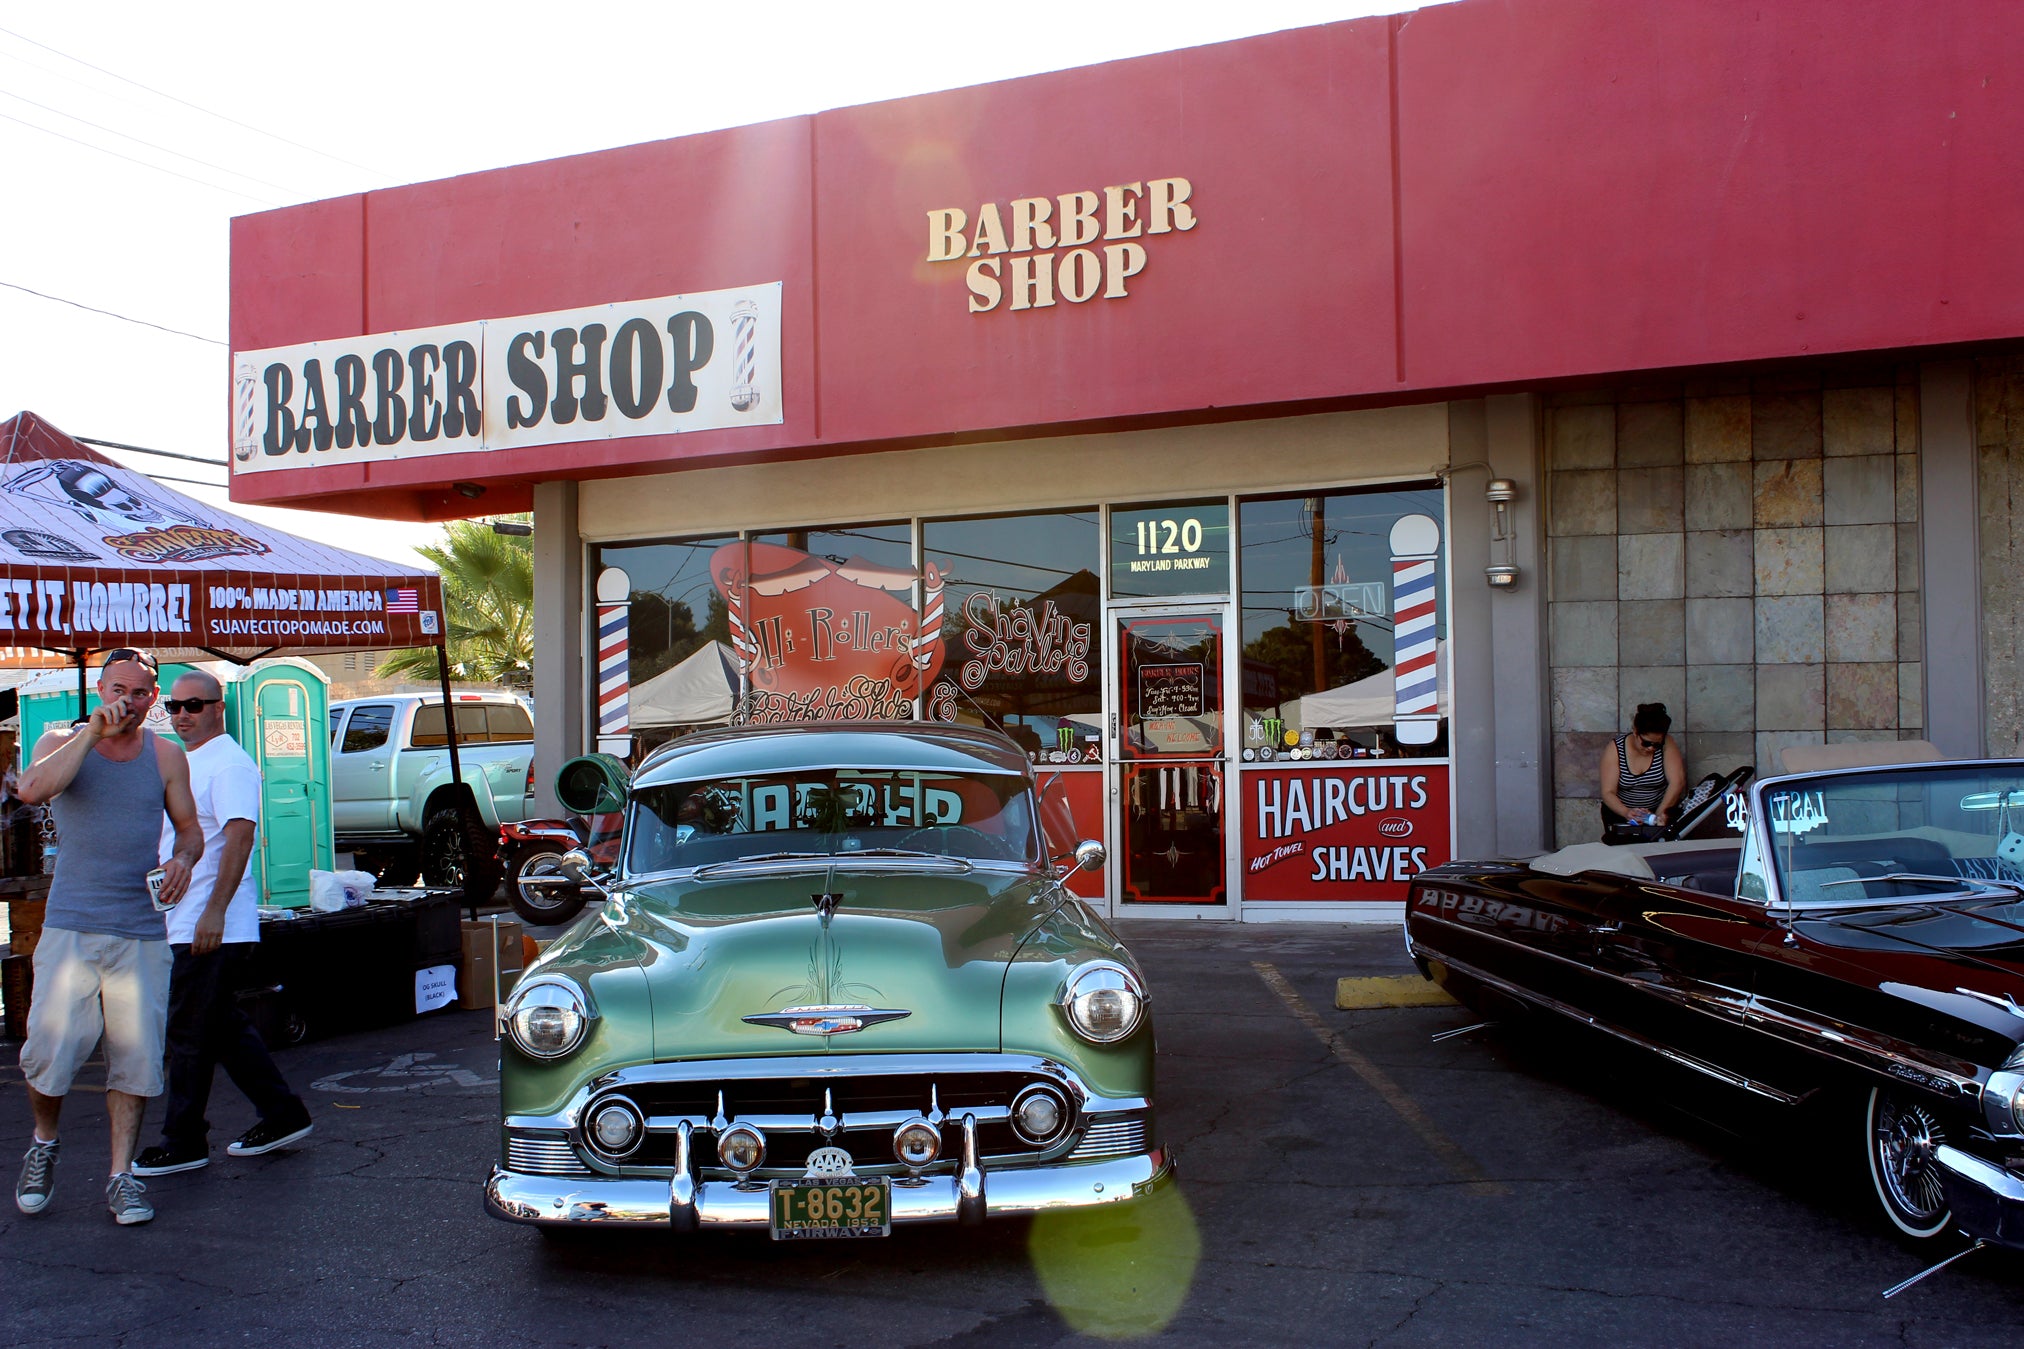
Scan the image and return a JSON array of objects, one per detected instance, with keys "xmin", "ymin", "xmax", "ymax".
[{"xmin": 0, "ymin": 1, "xmax": 1433, "ymax": 569}]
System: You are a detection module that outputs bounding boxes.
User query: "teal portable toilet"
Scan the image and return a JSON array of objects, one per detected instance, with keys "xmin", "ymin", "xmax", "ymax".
[{"xmin": 223, "ymin": 659, "xmax": 333, "ymax": 910}]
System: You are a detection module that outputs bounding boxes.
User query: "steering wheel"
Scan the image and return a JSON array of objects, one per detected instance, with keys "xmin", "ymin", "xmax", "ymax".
[{"xmin": 898, "ymin": 824, "xmax": 1000, "ymax": 859}]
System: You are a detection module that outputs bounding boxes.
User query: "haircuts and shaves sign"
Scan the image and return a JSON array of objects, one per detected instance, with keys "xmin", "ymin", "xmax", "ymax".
[
  {"xmin": 232, "ymin": 283, "xmax": 783, "ymax": 474},
  {"xmin": 1242, "ymin": 764, "xmax": 1451, "ymax": 902},
  {"xmin": 714, "ymin": 542, "xmax": 946, "ymax": 723}
]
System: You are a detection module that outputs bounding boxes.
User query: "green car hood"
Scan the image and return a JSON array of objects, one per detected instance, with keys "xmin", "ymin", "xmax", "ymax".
[{"xmin": 619, "ymin": 866, "xmax": 1059, "ymax": 1059}]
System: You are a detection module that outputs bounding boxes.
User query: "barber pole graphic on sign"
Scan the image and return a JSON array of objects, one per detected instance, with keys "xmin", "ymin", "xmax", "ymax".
[
  {"xmin": 1387, "ymin": 515, "xmax": 1441, "ymax": 746},
  {"xmin": 595, "ymin": 567, "xmax": 632, "ymax": 755},
  {"xmin": 729, "ymin": 299, "xmax": 762, "ymax": 413}
]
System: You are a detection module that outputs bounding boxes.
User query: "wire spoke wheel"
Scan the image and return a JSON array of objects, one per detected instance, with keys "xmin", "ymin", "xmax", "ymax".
[{"xmin": 1864, "ymin": 1086, "xmax": 1952, "ymax": 1240}]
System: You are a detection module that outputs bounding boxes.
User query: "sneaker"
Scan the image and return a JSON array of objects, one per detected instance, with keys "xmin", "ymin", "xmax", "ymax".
[
  {"xmin": 15, "ymin": 1139, "xmax": 58, "ymax": 1215},
  {"xmin": 227, "ymin": 1116, "xmax": 313, "ymax": 1157},
  {"xmin": 105, "ymin": 1172, "xmax": 153, "ymax": 1225},
  {"xmin": 132, "ymin": 1144, "xmax": 210, "ymax": 1177}
]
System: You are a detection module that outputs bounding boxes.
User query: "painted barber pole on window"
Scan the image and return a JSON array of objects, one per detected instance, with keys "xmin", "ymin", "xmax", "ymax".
[
  {"xmin": 595, "ymin": 567, "xmax": 632, "ymax": 756},
  {"xmin": 1388, "ymin": 514, "xmax": 1441, "ymax": 746}
]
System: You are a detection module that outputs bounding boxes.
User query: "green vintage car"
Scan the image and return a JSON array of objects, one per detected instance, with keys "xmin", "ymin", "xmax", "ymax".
[{"xmin": 484, "ymin": 721, "xmax": 1170, "ymax": 1238}]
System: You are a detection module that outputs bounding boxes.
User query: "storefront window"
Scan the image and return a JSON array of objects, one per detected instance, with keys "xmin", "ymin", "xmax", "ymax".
[
  {"xmin": 738, "ymin": 521, "xmax": 931, "ymax": 722},
  {"xmin": 1236, "ymin": 486, "xmax": 1446, "ymax": 759},
  {"xmin": 591, "ymin": 534, "xmax": 740, "ymax": 754},
  {"xmin": 1109, "ymin": 500, "xmax": 1230, "ymax": 599},
  {"xmin": 921, "ymin": 510, "xmax": 1101, "ymax": 759}
]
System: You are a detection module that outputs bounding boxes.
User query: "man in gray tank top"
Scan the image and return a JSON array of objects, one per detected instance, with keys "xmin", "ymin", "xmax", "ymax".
[{"xmin": 13, "ymin": 649, "xmax": 201, "ymax": 1226}]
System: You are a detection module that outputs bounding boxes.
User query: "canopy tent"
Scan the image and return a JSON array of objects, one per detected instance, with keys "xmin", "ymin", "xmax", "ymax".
[
  {"xmin": 1285, "ymin": 640, "xmax": 1450, "ymax": 729},
  {"xmin": 0, "ymin": 411, "xmax": 442, "ymax": 667},
  {"xmin": 0, "ymin": 412, "xmax": 501, "ymax": 909},
  {"xmin": 631, "ymin": 641, "xmax": 739, "ymax": 728}
]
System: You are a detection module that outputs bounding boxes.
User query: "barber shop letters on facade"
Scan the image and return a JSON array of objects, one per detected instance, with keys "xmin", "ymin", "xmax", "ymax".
[{"xmin": 232, "ymin": 283, "xmax": 783, "ymax": 473}]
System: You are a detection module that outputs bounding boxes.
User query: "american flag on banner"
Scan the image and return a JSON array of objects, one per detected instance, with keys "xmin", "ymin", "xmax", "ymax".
[{"xmin": 385, "ymin": 587, "xmax": 420, "ymax": 614}]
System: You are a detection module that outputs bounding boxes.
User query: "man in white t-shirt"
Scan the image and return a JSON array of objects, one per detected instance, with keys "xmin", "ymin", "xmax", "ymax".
[{"xmin": 131, "ymin": 671, "xmax": 312, "ymax": 1176}]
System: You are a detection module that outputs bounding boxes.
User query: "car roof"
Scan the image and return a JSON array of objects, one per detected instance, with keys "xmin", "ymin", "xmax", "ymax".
[{"xmin": 633, "ymin": 720, "xmax": 1032, "ymax": 786}]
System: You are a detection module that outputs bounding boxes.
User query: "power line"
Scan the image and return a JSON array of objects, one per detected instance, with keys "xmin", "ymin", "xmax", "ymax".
[
  {"xmin": 0, "ymin": 279, "xmax": 226, "ymax": 346},
  {"xmin": 0, "ymin": 24, "xmax": 391, "ymax": 181},
  {"xmin": 0, "ymin": 108, "xmax": 281, "ymax": 206},
  {"xmin": 76, "ymin": 436, "xmax": 227, "ymax": 468},
  {"xmin": 0, "ymin": 87, "xmax": 304, "ymax": 197}
]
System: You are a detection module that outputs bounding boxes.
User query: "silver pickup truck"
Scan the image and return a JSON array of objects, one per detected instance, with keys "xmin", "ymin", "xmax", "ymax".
[{"xmin": 329, "ymin": 692, "xmax": 537, "ymax": 886}]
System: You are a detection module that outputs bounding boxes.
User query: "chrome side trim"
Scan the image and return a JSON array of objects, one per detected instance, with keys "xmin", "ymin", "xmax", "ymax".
[
  {"xmin": 1742, "ymin": 995, "xmax": 1982, "ymax": 1096},
  {"xmin": 484, "ymin": 1147, "xmax": 1174, "ymax": 1230},
  {"xmin": 1414, "ymin": 910, "xmax": 1752, "ymax": 1021},
  {"xmin": 1426, "ymin": 948, "xmax": 1802, "ymax": 1104}
]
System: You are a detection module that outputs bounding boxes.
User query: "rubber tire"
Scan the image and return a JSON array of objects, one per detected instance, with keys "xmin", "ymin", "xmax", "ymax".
[
  {"xmin": 507, "ymin": 847, "xmax": 588, "ymax": 926},
  {"xmin": 1863, "ymin": 1085, "xmax": 1954, "ymax": 1244},
  {"xmin": 420, "ymin": 809, "xmax": 468, "ymax": 889}
]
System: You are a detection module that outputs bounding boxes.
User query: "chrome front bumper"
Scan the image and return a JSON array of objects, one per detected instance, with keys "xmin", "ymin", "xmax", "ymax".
[
  {"xmin": 485, "ymin": 1146, "xmax": 1173, "ymax": 1230},
  {"xmin": 1934, "ymin": 1144, "xmax": 2024, "ymax": 1251}
]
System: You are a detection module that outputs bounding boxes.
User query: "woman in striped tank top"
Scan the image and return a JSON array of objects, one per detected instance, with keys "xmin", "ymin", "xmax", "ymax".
[{"xmin": 1599, "ymin": 702, "xmax": 1685, "ymax": 828}]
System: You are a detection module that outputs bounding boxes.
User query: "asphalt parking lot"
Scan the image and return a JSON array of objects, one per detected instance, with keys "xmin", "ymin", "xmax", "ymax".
[{"xmin": 1, "ymin": 919, "xmax": 2018, "ymax": 1347}]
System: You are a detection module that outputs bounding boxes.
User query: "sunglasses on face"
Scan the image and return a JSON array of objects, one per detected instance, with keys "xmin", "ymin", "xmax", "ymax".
[
  {"xmin": 161, "ymin": 697, "xmax": 221, "ymax": 714},
  {"xmin": 1638, "ymin": 735, "xmax": 1662, "ymax": 749}
]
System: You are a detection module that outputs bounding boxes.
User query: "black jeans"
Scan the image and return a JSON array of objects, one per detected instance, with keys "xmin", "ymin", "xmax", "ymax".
[{"xmin": 160, "ymin": 942, "xmax": 306, "ymax": 1151}]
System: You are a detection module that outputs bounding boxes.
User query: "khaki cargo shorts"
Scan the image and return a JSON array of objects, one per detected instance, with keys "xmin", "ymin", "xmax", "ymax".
[{"xmin": 18, "ymin": 928, "xmax": 172, "ymax": 1097}]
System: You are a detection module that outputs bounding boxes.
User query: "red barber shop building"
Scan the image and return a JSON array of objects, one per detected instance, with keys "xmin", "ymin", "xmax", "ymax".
[{"xmin": 228, "ymin": 0, "xmax": 2024, "ymax": 921}]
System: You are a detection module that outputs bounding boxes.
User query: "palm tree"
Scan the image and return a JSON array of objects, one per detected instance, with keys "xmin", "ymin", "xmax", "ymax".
[{"xmin": 380, "ymin": 516, "xmax": 534, "ymax": 688}]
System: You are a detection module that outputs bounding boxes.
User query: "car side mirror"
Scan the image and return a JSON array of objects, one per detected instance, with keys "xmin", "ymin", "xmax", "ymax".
[
  {"xmin": 559, "ymin": 848, "xmax": 607, "ymax": 894},
  {"xmin": 1063, "ymin": 839, "xmax": 1105, "ymax": 878}
]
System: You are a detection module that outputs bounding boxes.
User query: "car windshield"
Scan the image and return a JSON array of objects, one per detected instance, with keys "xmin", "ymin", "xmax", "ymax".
[
  {"xmin": 625, "ymin": 768, "xmax": 1041, "ymax": 875},
  {"xmin": 1757, "ymin": 763, "xmax": 2024, "ymax": 906}
]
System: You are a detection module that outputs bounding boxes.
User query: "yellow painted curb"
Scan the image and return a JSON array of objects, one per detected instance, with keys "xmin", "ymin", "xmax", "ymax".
[{"xmin": 1335, "ymin": 975, "xmax": 1457, "ymax": 1009}]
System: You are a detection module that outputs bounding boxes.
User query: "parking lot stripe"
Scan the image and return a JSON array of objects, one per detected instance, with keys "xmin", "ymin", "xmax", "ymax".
[
  {"xmin": 1334, "ymin": 975, "xmax": 1458, "ymax": 1009},
  {"xmin": 1255, "ymin": 962, "xmax": 1506, "ymax": 1197}
]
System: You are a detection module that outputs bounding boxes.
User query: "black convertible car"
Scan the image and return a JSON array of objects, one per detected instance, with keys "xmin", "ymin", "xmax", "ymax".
[{"xmin": 1404, "ymin": 749, "xmax": 2024, "ymax": 1252}]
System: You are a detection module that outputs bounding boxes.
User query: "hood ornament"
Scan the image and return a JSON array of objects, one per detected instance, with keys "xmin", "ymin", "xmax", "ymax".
[
  {"xmin": 743, "ymin": 1004, "xmax": 912, "ymax": 1037},
  {"xmin": 813, "ymin": 891, "xmax": 844, "ymax": 922}
]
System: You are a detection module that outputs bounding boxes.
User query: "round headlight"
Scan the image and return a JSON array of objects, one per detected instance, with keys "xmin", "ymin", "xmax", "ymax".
[
  {"xmin": 1061, "ymin": 963, "xmax": 1145, "ymax": 1044},
  {"xmin": 893, "ymin": 1118, "xmax": 941, "ymax": 1168},
  {"xmin": 717, "ymin": 1123, "xmax": 767, "ymax": 1174},
  {"xmin": 1011, "ymin": 1085, "xmax": 1069, "ymax": 1146},
  {"xmin": 588, "ymin": 1099, "xmax": 644, "ymax": 1158},
  {"xmin": 506, "ymin": 979, "xmax": 590, "ymax": 1059}
]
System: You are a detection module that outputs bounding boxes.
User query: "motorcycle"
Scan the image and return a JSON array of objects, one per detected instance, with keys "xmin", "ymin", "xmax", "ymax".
[{"xmin": 498, "ymin": 812, "xmax": 620, "ymax": 926}]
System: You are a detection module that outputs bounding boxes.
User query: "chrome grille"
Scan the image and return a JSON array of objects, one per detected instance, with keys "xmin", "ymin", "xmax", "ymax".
[
  {"xmin": 1068, "ymin": 1115, "xmax": 1147, "ymax": 1161},
  {"xmin": 507, "ymin": 1133, "xmax": 593, "ymax": 1177}
]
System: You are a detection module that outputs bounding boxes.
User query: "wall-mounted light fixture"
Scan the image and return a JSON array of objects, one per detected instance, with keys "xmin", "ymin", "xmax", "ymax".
[
  {"xmin": 491, "ymin": 520, "xmax": 533, "ymax": 537},
  {"xmin": 1483, "ymin": 477, "xmax": 1520, "ymax": 589},
  {"xmin": 453, "ymin": 481, "xmax": 486, "ymax": 499}
]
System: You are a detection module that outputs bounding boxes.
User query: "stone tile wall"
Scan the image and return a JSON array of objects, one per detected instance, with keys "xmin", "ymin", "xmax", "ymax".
[
  {"xmin": 1545, "ymin": 372, "xmax": 1923, "ymax": 846},
  {"xmin": 1978, "ymin": 353, "xmax": 2024, "ymax": 754}
]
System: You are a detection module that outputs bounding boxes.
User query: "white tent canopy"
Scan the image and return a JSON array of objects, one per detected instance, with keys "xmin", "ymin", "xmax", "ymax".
[
  {"xmin": 1284, "ymin": 640, "xmax": 1449, "ymax": 729},
  {"xmin": 631, "ymin": 641, "xmax": 739, "ymax": 728}
]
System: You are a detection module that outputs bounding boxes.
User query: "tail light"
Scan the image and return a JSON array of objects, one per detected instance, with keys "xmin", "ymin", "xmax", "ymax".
[{"xmin": 525, "ymin": 762, "xmax": 536, "ymax": 796}]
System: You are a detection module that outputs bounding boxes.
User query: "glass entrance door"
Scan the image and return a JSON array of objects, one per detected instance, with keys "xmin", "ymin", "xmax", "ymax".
[{"xmin": 1112, "ymin": 608, "xmax": 1229, "ymax": 911}]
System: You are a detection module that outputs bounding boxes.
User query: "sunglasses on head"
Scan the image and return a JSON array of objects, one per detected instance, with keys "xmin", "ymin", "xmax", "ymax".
[
  {"xmin": 100, "ymin": 647, "xmax": 159, "ymax": 676},
  {"xmin": 161, "ymin": 697, "xmax": 221, "ymax": 714}
]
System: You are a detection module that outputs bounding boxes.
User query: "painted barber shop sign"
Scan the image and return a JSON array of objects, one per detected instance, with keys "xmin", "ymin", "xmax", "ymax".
[
  {"xmin": 232, "ymin": 283, "xmax": 783, "ymax": 472},
  {"xmin": 714, "ymin": 542, "xmax": 947, "ymax": 723}
]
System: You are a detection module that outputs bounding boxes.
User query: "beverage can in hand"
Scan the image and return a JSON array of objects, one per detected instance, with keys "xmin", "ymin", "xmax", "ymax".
[{"xmin": 147, "ymin": 866, "xmax": 171, "ymax": 911}]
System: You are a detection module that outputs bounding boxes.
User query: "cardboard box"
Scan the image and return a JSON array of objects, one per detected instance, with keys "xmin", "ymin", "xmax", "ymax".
[{"xmin": 458, "ymin": 916, "xmax": 524, "ymax": 1010}]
